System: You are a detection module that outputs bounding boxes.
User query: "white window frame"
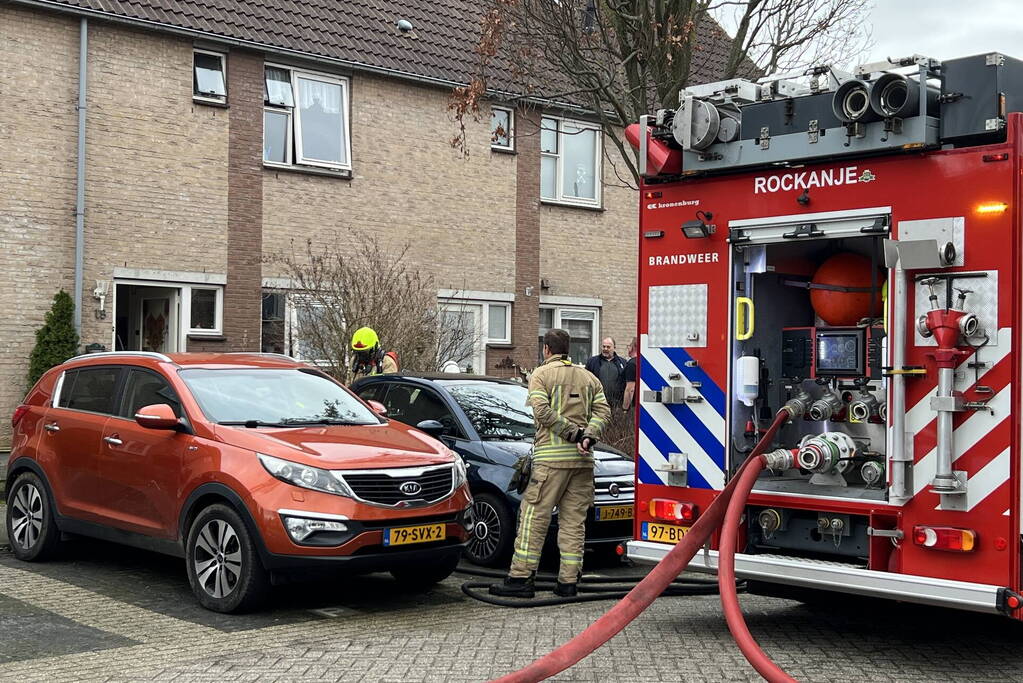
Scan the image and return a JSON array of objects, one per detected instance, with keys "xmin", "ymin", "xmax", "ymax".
[
  {"xmin": 439, "ymin": 297, "xmax": 512, "ymax": 346},
  {"xmin": 485, "ymin": 301, "xmax": 512, "ymax": 344},
  {"xmin": 110, "ymin": 279, "xmax": 225, "ymax": 352},
  {"xmin": 185, "ymin": 285, "xmax": 224, "ymax": 336},
  {"xmin": 192, "ymin": 49, "xmax": 227, "ymax": 104},
  {"xmin": 437, "ymin": 302, "xmax": 486, "ymax": 374},
  {"xmin": 540, "ymin": 115, "xmax": 602, "ymax": 208},
  {"xmin": 262, "ymin": 107, "xmax": 293, "ymax": 165},
  {"xmin": 259, "ymin": 289, "xmax": 333, "ymax": 365},
  {"xmin": 287, "ymin": 294, "xmax": 331, "ymax": 364},
  {"xmin": 491, "ymin": 106, "xmax": 515, "ymax": 151},
  {"xmin": 539, "ymin": 304, "xmax": 601, "ymax": 361},
  {"xmin": 263, "ymin": 63, "xmax": 352, "ymax": 172},
  {"xmin": 437, "ymin": 296, "xmax": 514, "ymax": 374}
]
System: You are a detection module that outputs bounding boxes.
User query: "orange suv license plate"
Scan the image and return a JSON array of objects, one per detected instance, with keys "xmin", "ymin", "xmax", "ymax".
[
  {"xmin": 384, "ymin": 523, "xmax": 445, "ymax": 547},
  {"xmin": 595, "ymin": 504, "xmax": 633, "ymax": 521},
  {"xmin": 641, "ymin": 522, "xmax": 689, "ymax": 544}
]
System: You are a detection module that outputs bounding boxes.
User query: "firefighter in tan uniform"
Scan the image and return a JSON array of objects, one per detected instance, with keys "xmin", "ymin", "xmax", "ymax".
[
  {"xmin": 350, "ymin": 327, "xmax": 399, "ymax": 382},
  {"xmin": 490, "ymin": 328, "xmax": 611, "ymax": 598}
]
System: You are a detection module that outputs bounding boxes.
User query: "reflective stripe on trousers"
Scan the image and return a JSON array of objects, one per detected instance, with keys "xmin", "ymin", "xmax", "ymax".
[{"xmin": 509, "ymin": 463, "xmax": 594, "ymax": 583}]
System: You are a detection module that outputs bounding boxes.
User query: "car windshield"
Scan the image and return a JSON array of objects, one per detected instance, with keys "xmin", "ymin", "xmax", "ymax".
[
  {"xmin": 179, "ymin": 368, "xmax": 379, "ymax": 426},
  {"xmin": 442, "ymin": 381, "xmax": 534, "ymax": 440}
]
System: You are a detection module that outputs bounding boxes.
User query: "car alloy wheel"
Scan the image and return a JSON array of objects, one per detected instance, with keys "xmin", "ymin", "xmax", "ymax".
[
  {"xmin": 469, "ymin": 498, "xmax": 502, "ymax": 561},
  {"xmin": 10, "ymin": 482, "xmax": 44, "ymax": 550},
  {"xmin": 192, "ymin": 519, "xmax": 243, "ymax": 599},
  {"xmin": 6, "ymin": 472, "xmax": 61, "ymax": 562},
  {"xmin": 463, "ymin": 490, "xmax": 517, "ymax": 567}
]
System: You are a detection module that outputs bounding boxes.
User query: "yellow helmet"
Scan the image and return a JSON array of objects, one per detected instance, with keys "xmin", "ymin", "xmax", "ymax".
[{"xmin": 351, "ymin": 326, "xmax": 379, "ymax": 351}]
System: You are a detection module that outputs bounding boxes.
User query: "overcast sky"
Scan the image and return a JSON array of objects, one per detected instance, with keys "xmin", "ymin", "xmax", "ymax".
[{"xmin": 867, "ymin": 1, "xmax": 1023, "ymax": 64}]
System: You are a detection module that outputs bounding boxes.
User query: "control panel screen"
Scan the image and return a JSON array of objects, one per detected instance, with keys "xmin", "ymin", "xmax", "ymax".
[{"xmin": 815, "ymin": 329, "xmax": 865, "ymax": 376}]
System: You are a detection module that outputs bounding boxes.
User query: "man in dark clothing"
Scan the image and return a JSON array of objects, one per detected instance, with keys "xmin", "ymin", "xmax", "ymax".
[{"xmin": 585, "ymin": 337, "xmax": 626, "ymax": 407}]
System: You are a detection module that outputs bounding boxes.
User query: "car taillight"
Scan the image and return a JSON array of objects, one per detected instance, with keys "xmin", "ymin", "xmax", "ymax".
[
  {"xmin": 912, "ymin": 525, "xmax": 976, "ymax": 552},
  {"xmin": 11, "ymin": 404, "xmax": 29, "ymax": 427},
  {"xmin": 648, "ymin": 498, "xmax": 697, "ymax": 523}
]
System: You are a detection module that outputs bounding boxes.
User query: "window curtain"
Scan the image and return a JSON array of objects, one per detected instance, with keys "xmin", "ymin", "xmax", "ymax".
[
  {"xmin": 264, "ymin": 67, "xmax": 294, "ymax": 107},
  {"xmin": 298, "ymin": 78, "xmax": 342, "ymax": 114}
]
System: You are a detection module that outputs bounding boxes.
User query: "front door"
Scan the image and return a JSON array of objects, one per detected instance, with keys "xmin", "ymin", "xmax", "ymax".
[
  {"xmin": 114, "ymin": 284, "xmax": 180, "ymax": 352},
  {"xmin": 140, "ymin": 296, "xmax": 172, "ymax": 352},
  {"xmin": 97, "ymin": 368, "xmax": 188, "ymax": 537}
]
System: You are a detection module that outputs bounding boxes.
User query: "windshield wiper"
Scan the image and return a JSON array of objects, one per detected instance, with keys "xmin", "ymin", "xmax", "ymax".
[
  {"xmin": 218, "ymin": 420, "xmax": 288, "ymax": 428},
  {"xmin": 279, "ymin": 417, "xmax": 366, "ymax": 426}
]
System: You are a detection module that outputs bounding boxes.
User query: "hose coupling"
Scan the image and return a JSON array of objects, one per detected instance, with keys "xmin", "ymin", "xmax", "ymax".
[
  {"xmin": 763, "ymin": 448, "xmax": 797, "ymax": 472},
  {"xmin": 783, "ymin": 388, "xmax": 812, "ymax": 418},
  {"xmin": 796, "ymin": 432, "xmax": 857, "ymax": 474},
  {"xmin": 849, "ymin": 389, "xmax": 880, "ymax": 422},
  {"xmin": 808, "ymin": 389, "xmax": 844, "ymax": 422}
]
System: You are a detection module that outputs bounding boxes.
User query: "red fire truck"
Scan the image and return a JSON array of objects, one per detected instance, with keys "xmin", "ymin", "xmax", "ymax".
[{"xmin": 625, "ymin": 53, "xmax": 1023, "ymax": 616}]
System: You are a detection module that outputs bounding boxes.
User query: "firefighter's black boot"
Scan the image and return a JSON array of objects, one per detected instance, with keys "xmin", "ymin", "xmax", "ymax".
[
  {"xmin": 489, "ymin": 575, "xmax": 535, "ymax": 598},
  {"xmin": 553, "ymin": 581, "xmax": 578, "ymax": 597}
]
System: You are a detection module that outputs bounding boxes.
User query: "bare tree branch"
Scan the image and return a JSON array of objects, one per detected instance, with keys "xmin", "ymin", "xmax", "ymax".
[
  {"xmin": 451, "ymin": 0, "xmax": 872, "ymax": 183},
  {"xmin": 264, "ymin": 230, "xmax": 481, "ymax": 383}
]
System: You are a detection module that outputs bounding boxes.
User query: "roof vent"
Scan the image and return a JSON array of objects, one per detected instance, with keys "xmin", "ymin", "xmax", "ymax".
[{"xmin": 396, "ymin": 19, "xmax": 414, "ymax": 34}]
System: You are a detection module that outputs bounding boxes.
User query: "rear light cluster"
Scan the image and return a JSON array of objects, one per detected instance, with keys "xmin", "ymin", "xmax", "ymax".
[
  {"xmin": 647, "ymin": 498, "xmax": 698, "ymax": 523},
  {"xmin": 912, "ymin": 525, "xmax": 976, "ymax": 552},
  {"xmin": 11, "ymin": 404, "xmax": 29, "ymax": 427}
]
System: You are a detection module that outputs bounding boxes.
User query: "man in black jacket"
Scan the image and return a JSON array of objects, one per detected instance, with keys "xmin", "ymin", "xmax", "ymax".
[{"xmin": 585, "ymin": 337, "xmax": 626, "ymax": 408}]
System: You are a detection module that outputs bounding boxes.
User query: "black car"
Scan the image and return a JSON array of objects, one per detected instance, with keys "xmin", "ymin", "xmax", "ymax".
[{"xmin": 352, "ymin": 373, "xmax": 635, "ymax": 566}]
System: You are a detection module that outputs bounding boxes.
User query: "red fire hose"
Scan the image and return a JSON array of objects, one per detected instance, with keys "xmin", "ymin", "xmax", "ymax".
[
  {"xmin": 718, "ymin": 454, "xmax": 798, "ymax": 683},
  {"xmin": 490, "ymin": 409, "xmax": 794, "ymax": 683}
]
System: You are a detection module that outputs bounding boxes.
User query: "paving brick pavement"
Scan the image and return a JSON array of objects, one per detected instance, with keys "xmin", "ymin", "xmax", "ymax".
[{"xmin": 0, "ymin": 524, "xmax": 1022, "ymax": 682}]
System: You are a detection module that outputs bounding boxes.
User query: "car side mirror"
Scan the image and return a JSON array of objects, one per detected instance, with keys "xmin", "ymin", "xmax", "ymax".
[
  {"xmin": 416, "ymin": 419, "xmax": 446, "ymax": 438},
  {"xmin": 367, "ymin": 400, "xmax": 388, "ymax": 416},
  {"xmin": 135, "ymin": 403, "xmax": 182, "ymax": 431}
]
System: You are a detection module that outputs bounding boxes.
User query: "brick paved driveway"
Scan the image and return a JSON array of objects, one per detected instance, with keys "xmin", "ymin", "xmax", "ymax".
[{"xmin": 1, "ymin": 499, "xmax": 1022, "ymax": 682}]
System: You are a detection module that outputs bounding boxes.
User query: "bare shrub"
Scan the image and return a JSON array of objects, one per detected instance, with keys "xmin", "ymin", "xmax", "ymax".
[{"xmin": 265, "ymin": 229, "xmax": 479, "ymax": 383}]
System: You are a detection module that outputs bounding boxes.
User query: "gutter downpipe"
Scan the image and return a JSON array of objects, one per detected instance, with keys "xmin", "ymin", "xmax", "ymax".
[{"xmin": 73, "ymin": 16, "xmax": 88, "ymax": 340}]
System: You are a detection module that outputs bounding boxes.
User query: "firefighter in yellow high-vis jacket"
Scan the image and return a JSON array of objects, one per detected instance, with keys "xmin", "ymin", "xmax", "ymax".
[{"xmin": 490, "ymin": 328, "xmax": 611, "ymax": 598}]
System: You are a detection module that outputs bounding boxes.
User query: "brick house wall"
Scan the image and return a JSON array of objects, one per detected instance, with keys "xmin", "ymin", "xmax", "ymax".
[
  {"xmin": 539, "ymin": 139, "xmax": 639, "ymax": 354},
  {"xmin": 78, "ymin": 19, "xmax": 231, "ymax": 353},
  {"xmin": 0, "ymin": 7, "xmax": 81, "ymax": 448},
  {"xmin": 261, "ymin": 74, "xmax": 518, "ymax": 298},
  {"xmin": 223, "ymin": 50, "xmax": 264, "ymax": 352},
  {"xmin": 0, "ymin": 5, "xmax": 641, "ymax": 447}
]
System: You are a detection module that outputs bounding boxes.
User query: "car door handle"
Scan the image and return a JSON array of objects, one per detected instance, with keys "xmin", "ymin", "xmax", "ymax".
[
  {"xmin": 104, "ymin": 436, "xmax": 123, "ymax": 446},
  {"xmin": 44, "ymin": 423, "xmax": 60, "ymax": 433}
]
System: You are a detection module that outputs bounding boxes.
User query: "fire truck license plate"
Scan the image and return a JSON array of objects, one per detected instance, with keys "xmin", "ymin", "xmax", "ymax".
[
  {"xmin": 642, "ymin": 522, "xmax": 689, "ymax": 544},
  {"xmin": 595, "ymin": 504, "xmax": 634, "ymax": 521},
  {"xmin": 384, "ymin": 523, "xmax": 445, "ymax": 547}
]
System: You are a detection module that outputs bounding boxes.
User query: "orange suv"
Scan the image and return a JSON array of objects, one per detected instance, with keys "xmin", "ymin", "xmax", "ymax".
[{"xmin": 6, "ymin": 352, "xmax": 473, "ymax": 612}]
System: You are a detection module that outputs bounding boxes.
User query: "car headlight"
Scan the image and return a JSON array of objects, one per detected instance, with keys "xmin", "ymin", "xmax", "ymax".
[
  {"xmin": 452, "ymin": 452, "xmax": 468, "ymax": 488},
  {"xmin": 258, "ymin": 453, "xmax": 354, "ymax": 498}
]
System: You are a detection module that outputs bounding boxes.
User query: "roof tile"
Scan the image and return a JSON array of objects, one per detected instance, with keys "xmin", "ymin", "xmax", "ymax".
[{"xmin": 25, "ymin": 0, "xmax": 742, "ymax": 100}]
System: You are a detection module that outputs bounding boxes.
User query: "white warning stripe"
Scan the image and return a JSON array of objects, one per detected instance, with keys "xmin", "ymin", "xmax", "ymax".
[
  {"xmin": 641, "ymin": 337, "xmax": 726, "ymax": 443},
  {"xmin": 905, "ymin": 327, "xmax": 1011, "ymax": 435},
  {"xmin": 950, "ymin": 447, "xmax": 1010, "ymax": 512},
  {"xmin": 911, "ymin": 384, "xmax": 1012, "ymax": 497},
  {"xmin": 640, "ymin": 378, "xmax": 725, "ymax": 490},
  {"xmin": 638, "ymin": 430, "xmax": 669, "ymax": 486}
]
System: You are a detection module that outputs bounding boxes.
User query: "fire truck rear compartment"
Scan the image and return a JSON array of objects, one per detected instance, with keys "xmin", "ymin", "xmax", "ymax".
[
  {"xmin": 731, "ymin": 236, "xmax": 888, "ymax": 512},
  {"xmin": 747, "ymin": 507, "xmax": 870, "ymax": 562}
]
